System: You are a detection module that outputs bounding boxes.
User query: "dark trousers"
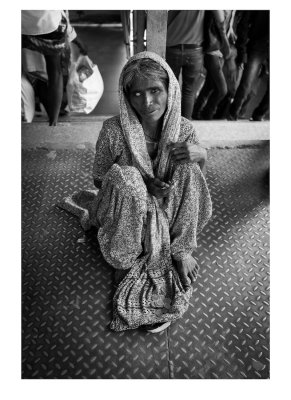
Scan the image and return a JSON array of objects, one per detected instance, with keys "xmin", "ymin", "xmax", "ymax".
[
  {"xmin": 252, "ymin": 81, "xmax": 269, "ymax": 119},
  {"xmin": 166, "ymin": 46, "xmax": 204, "ymax": 119},
  {"xmin": 229, "ymin": 47, "xmax": 269, "ymax": 119},
  {"xmin": 193, "ymin": 53, "xmax": 228, "ymax": 119}
]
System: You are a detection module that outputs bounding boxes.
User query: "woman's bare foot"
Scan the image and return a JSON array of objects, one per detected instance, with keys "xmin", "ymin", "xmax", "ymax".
[{"xmin": 174, "ymin": 255, "xmax": 199, "ymax": 290}]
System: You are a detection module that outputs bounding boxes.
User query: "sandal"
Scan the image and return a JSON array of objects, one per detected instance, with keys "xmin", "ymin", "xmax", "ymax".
[{"xmin": 145, "ymin": 321, "xmax": 171, "ymax": 333}]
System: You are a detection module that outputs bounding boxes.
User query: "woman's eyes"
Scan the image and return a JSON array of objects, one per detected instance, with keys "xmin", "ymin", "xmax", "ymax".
[{"xmin": 133, "ymin": 88, "xmax": 160, "ymax": 97}]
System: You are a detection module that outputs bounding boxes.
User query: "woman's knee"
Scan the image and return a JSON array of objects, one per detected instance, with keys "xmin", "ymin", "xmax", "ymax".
[
  {"xmin": 114, "ymin": 164, "xmax": 143, "ymax": 182},
  {"xmin": 105, "ymin": 164, "xmax": 147, "ymax": 197},
  {"xmin": 172, "ymin": 161, "xmax": 201, "ymax": 184}
]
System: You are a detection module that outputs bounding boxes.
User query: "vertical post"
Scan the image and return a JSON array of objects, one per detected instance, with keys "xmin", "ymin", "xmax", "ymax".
[
  {"xmin": 146, "ymin": 10, "xmax": 168, "ymax": 58},
  {"xmin": 120, "ymin": 10, "xmax": 131, "ymax": 59},
  {"xmin": 135, "ymin": 10, "xmax": 146, "ymax": 53}
]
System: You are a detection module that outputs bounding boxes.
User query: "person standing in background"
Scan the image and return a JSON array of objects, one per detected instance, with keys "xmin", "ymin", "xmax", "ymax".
[
  {"xmin": 166, "ymin": 10, "xmax": 233, "ymax": 120},
  {"xmin": 192, "ymin": 10, "xmax": 238, "ymax": 120},
  {"xmin": 228, "ymin": 10, "xmax": 269, "ymax": 121},
  {"xmin": 166, "ymin": 10, "xmax": 205, "ymax": 120},
  {"xmin": 22, "ymin": 10, "xmax": 86, "ymax": 126},
  {"xmin": 214, "ymin": 10, "xmax": 246, "ymax": 120}
]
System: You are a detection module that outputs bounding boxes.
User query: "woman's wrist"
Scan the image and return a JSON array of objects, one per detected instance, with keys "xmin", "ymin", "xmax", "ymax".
[
  {"xmin": 197, "ymin": 147, "xmax": 207, "ymax": 175},
  {"xmin": 198, "ymin": 147, "xmax": 207, "ymax": 163}
]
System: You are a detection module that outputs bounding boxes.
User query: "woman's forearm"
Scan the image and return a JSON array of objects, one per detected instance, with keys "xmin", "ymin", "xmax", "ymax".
[{"xmin": 199, "ymin": 159, "xmax": 207, "ymax": 177}]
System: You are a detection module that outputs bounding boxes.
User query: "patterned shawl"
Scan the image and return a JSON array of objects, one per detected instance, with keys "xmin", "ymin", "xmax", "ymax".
[
  {"xmin": 59, "ymin": 52, "xmax": 210, "ymax": 331},
  {"xmin": 119, "ymin": 51, "xmax": 181, "ymax": 181}
]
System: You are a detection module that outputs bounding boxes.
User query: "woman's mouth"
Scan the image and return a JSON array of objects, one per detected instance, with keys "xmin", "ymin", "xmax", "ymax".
[{"xmin": 144, "ymin": 109, "xmax": 157, "ymax": 115}]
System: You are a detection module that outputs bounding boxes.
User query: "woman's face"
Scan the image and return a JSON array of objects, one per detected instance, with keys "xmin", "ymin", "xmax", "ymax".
[{"xmin": 128, "ymin": 77, "xmax": 168, "ymax": 123}]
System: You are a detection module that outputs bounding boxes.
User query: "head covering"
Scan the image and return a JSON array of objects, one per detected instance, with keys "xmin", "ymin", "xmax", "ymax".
[
  {"xmin": 21, "ymin": 10, "xmax": 62, "ymax": 35},
  {"xmin": 119, "ymin": 51, "xmax": 181, "ymax": 181}
]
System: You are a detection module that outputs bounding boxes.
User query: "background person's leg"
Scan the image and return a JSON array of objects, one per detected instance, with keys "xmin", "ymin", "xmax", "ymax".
[
  {"xmin": 251, "ymin": 82, "xmax": 269, "ymax": 121},
  {"xmin": 215, "ymin": 50, "xmax": 241, "ymax": 119},
  {"xmin": 181, "ymin": 48, "xmax": 204, "ymax": 119},
  {"xmin": 165, "ymin": 47, "xmax": 182, "ymax": 81},
  {"xmin": 229, "ymin": 51, "xmax": 264, "ymax": 120},
  {"xmin": 192, "ymin": 73, "xmax": 213, "ymax": 120},
  {"xmin": 44, "ymin": 53, "xmax": 63, "ymax": 126},
  {"xmin": 21, "ymin": 74, "xmax": 35, "ymax": 123},
  {"xmin": 202, "ymin": 54, "xmax": 228, "ymax": 120},
  {"xmin": 34, "ymin": 79, "xmax": 50, "ymax": 117}
]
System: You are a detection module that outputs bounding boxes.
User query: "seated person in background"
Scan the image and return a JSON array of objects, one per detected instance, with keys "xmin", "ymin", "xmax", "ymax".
[{"xmin": 61, "ymin": 52, "xmax": 212, "ymax": 333}]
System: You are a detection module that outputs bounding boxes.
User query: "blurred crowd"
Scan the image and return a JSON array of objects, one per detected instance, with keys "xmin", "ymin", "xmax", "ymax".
[
  {"xmin": 21, "ymin": 10, "xmax": 269, "ymax": 125},
  {"xmin": 166, "ymin": 10, "xmax": 269, "ymax": 121}
]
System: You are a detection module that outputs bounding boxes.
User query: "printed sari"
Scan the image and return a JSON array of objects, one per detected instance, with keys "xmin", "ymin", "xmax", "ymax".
[{"xmin": 61, "ymin": 52, "xmax": 212, "ymax": 331}]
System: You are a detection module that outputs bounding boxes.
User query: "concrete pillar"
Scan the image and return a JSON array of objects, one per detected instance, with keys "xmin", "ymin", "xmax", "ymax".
[
  {"xmin": 120, "ymin": 11, "xmax": 131, "ymax": 58},
  {"xmin": 134, "ymin": 10, "xmax": 146, "ymax": 53},
  {"xmin": 146, "ymin": 10, "xmax": 168, "ymax": 58}
]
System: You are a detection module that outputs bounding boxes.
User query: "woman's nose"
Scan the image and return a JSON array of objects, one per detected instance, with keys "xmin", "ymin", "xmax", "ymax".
[{"xmin": 144, "ymin": 93, "xmax": 153, "ymax": 107}]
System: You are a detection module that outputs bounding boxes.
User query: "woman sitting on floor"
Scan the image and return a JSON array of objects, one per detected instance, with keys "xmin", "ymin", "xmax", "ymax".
[{"xmin": 62, "ymin": 51, "xmax": 212, "ymax": 333}]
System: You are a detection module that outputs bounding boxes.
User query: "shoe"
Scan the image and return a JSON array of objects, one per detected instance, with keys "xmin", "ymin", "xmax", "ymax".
[
  {"xmin": 59, "ymin": 109, "xmax": 70, "ymax": 117},
  {"xmin": 145, "ymin": 321, "xmax": 171, "ymax": 333},
  {"xmin": 251, "ymin": 115, "xmax": 264, "ymax": 121},
  {"xmin": 227, "ymin": 114, "xmax": 238, "ymax": 121}
]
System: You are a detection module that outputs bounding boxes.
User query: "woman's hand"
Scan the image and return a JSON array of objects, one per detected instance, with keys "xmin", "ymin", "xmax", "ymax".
[
  {"xmin": 145, "ymin": 177, "xmax": 172, "ymax": 199},
  {"xmin": 169, "ymin": 142, "xmax": 207, "ymax": 164},
  {"xmin": 169, "ymin": 142, "xmax": 208, "ymax": 176}
]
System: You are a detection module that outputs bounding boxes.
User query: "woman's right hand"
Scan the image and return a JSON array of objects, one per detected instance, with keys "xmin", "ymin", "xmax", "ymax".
[{"xmin": 146, "ymin": 177, "xmax": 172, "ymax": 199}]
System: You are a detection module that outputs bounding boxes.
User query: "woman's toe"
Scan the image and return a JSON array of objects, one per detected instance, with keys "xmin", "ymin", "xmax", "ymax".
[{"xmin": 187, "ymin": 271, "xmax": 194, "ymax": 284}]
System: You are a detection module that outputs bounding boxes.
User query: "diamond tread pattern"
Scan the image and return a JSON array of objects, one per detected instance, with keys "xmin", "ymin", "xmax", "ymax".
[{"xmin": 22, "ymin": 146, "xmax": 269, "ymax": 379}]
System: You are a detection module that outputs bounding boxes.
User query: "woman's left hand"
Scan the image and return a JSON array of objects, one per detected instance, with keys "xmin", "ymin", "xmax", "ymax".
[{"xmin": 169, "ymin": 142, "xmax": 207, "ymax": 164}]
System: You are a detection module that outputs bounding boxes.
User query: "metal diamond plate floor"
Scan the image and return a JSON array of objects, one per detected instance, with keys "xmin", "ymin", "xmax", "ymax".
[{"xmin": 22, "ymin": 145, "xmax": 269, "ymax": 379}]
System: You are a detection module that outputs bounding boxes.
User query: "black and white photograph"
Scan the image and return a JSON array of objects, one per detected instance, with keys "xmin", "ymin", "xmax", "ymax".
[
  {"xmin": 19, "ymin": 7, "xmax": 271, "ymax": 382},
  {"xmin": 4, "ymin": 1, "xmax": 290, "ymax": 396}
]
